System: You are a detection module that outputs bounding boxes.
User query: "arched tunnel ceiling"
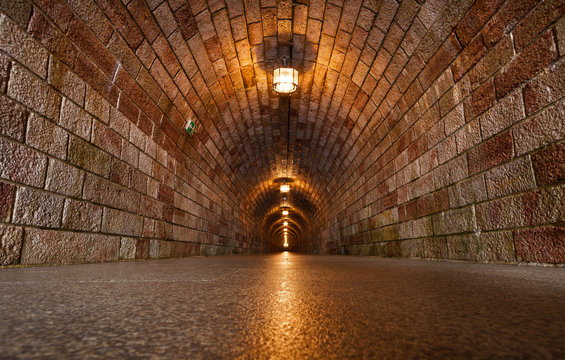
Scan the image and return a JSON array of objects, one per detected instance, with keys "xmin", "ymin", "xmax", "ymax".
[{"xmin": 70, "ymin": 0, "xmax": 467, "ymax": 248}]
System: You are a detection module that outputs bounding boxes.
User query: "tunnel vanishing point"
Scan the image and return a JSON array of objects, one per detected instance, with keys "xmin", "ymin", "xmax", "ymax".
[
  {"xmin": 0, "ymin": 0, "xmax": 564, "ymax": 265},
  {"xmin": 0, "ymin": 0, "xmax": 564, "ymax": 357}
]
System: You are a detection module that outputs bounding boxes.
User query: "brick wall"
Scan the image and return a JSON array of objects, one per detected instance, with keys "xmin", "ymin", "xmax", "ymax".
[
  {"xmin": 317, "ymin": 0, "xmax": 564, "ymax": 264},
  {"xmin": 0, "ymin": 0, "xmax": 260, "ymax": 266},
  {"xmin": 0, "ymin": 0, "xmax": 563, "ymax": 266}
]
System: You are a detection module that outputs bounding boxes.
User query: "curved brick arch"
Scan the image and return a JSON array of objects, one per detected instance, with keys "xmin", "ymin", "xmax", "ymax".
[{"xmin": 0, "ymin": 0, "xmax": 563, "ymax": 265}]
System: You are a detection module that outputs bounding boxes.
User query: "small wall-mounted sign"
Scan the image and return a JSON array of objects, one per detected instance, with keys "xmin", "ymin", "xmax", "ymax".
[{"xmin": 185, "ymin": 119, "xmax": 197, "ymax": 136}]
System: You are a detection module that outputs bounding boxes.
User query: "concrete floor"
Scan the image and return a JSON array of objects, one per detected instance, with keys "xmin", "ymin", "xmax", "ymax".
[{"xmin": 0, "ymin": 254, "xmax": 564, "ymax": 359}]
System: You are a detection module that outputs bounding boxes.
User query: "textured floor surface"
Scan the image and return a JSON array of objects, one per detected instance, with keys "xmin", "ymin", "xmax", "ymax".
[{"xmin": 0, "ymin": 254, "xmax": 564, "ymax": 359}]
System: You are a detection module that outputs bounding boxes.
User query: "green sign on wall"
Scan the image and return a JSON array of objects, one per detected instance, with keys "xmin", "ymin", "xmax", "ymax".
[{"xmin": 185, "ymin": 119, "xmax": 197, "ymax": 136}]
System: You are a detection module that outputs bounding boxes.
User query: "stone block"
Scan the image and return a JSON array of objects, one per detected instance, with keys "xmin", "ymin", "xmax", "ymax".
[
  {"xmin": 0, "ymin": 224, "xmax": 23, "ymax": 265},
  {"xmin": 448, "ymin": 174, "xmax": 487, "ymax": 208},
  {"xmin": 447, "ymin": 233, "xmax": 480, "ymax": 260},
  {"xmin": 0, "ymin": 95, "xmax": 28, "ymax": 142},
  {"xmin": 13, "ymin": 187, "xmax": 64, "ymax": 227},
  {"xmin": 26, "ymin": 113, "xmax": 68, "ymax": 159},
  {"xmin": 476, "ymin": 186, "xmax": 564, "ymax": 230},
  {"xmin": 7, "ymin": 63, "xmax": 61, "ymax": 121},
  {"xmin": 21, "ymin": 229, "xmax": 119, "ymax": 265},
  {"xmin": 513, "ymin": 99, "xmax": 565, "ymax": 156},
  {"xmin": 68, "ymin": 136, "xmax": 112, "ymax": 177},
  {"xmin": 515, "ymin": 226, "xmax": 565, "ymax": 264},
  {"xmin": 432, "ymin": 206, "xmax": 477, "ymax": 235},
  {"xmin": 0, "ymin": 137, "xmax": 47, "ymax": 187},
  {"xmin": 532, "ymin": 142, "xmax": 565, "ymax": 186},
  {"xmin": 467, "ymin": 130, "xmax": 514, "ymax": 175},
  {"xmin": 494, "ymin": 30, "xmax": 557, "ymax": 99},
  {"xmin": 485, "ymin": 157, "xmax": 536, "ymax": 199},
  {"xmin": 62, "ymin": 199, "xmax": 102, "ymax": 231},
  {"xmin": 60, "ymin": 98, "xmax": 92, "ymax": 140},
  {"xmin": 478, "ymin": 231, "xmax": 516, "ymax": 263},
  {"xmin": 0, "ymin": 12, "xmax": 47, "ymax": 77},
  {"xmin": 45, "ymin": 158, "xmax": 84, "ymax": 197},
  {"xmin": 102, "ymin": 207, "xmax": 142, "ymax": 236},
  {"xmin": 119, "ymin": 237, "xmax": 136, "ymax": 260}
]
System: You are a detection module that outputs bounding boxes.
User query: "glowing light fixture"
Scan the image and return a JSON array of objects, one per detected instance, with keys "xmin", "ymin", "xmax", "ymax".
[
  {"xmin": 273, "ymin": 64, "xmax": 299, "ymax": 94},
  {"xmin": 280, "ymin": 184, "xmax": 290, "ymax": 193},
  {"xmin": 283, "ymin": 221, "xmax": 288, "ymax": 226},
  {"xmin": 282, "ymin": 210, "xmax": 289, "ymax": 216}
]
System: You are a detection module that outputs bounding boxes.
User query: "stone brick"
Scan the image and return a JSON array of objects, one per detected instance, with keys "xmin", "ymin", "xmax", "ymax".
[
  {"xmin": 21, "ymin": 229, "xmax": 119, "ymax": 265},
  {"xmin": 127, "ymin": 0, "xmax": 161, "ymax": 43},
  {"xmin": 92, "ymin": 119, "xmax": 122, "ymax": 158},
  {"xmin": 102, "ymin": 207, "xmax": 142, "ymax": 236},
  {"xmin": 96, "ymin": 0, "xmax": 143, "ymax": 49},
  {"xmin": 13, "ymin": 187, "xmax": 64, "ymax": 227},
  {"xmin": 515, "ymin": 226, "xmax": 565, "ymax": 264},
  {"xmin": 432, "ymin": 206, "xmax": 477, "ymax": 235},
  {"xmin": 480, "ymin": 90, "xmax": 525, "ymax": 140},
  {"xmin": 26, "ymin": 113, "xmax": 68, "ymax": 160},
  {"xmin": 68, "ymin": 136, "xmax": 111, "ymax": 177},
  {"xmin": 62, "ymin": 199, "xmax": 102, "ymax": 231},
  {"xmin": 481, "ymin": 0, "xmax": 537, "ymax": 49},
  {"xmin": 451, "ymin": 36, "xmax": 486, "ymax": 81},
  {"xmin": 60, "ymin": 98, "xmax": 92, "ymax": 140},
  {"xmin": 456, "ymin": 0, "xmax": 504, "ymax": 45},
  {"xmin": 422, "ymin": 237, "xmax": 447, "ymax": 260},
  {"xmin": 494, "ymin": 30, "xmax": 557, "ymax": 99},
  {"xmin": 447, "ymin": 233, "xmax": 480, "ymax": 261},
  {"xmin": 0, "ymin": 137, "xmax": 47, "ymax": 187},
  {"xmin": 45, "ymin": 158, "xmax": 84, "ymax": 197},
  {"xmin": 464, "ymin": 79, "xmax": 495, "ymax": 121},
  {"xmin": 467, "ymin": 131, "xmax": 513, "ymax": 175},
  {"xmin": 0, "ymin": 224, "xmax": 23, "ymax": 265},
  {"xmin": 0, "ymin": 52, "xmax": 9, "ymax": 93},
  {"xmin": 513, "ymin": 99, "xmax": 565, "ymax": 156},
  {"xmin": 511, "ymin": 0, "xmax": 565, "ymax": 51},
  {"xmin": 478, "ymin": 231, "xmax": 516, "ymax": 262},
  {"xmin": 444, "ymin": 104, "xmax": 464, "ymax": 136},
  {"xmin": 7, "ymin": 63, "xmax": 61, "ymax": 121},
  {"xmin": 522, "ymin": 58, "xmax": 565, "ymax": 116},
  {"xmin": 455, "ymin": 118, "xmax": 481, "ymax": 154},
  {"xmin": 532, "ymin": 142, "xmax": 565, "ymax": 186},
  {"xmin": 0, "ymin": 13, "xmax": 47, "ymax": 78},
  {"xmin": 119, "ymin": 237, "xmax": 136, "ymax": 259},
  {"xmin": 153, "ymin": 2, "xmax": 177, "ymax": 37},
  {"xmin": 485, "ymin": 157, "xmax": 536, "ymax": 199},
  {"xmin": 417, "ymin": 188, "xmax": 449, "ymax": 217},
  {"xmin": 48, "ymin": 57, "xmax": 85, "ymax": 106},
  {"xmin": 433, "ymin": 153, "xmax": 468, "ymax": 189},
  {"xmin": 0, "ymin": 95, "xmax": 28, "ymax": 142},
  {"xmin": 476, "ymin": 185, "xmax": 564, "ymax": 230},
  {"xmin": 412, "ymin": 216, "xmax": 432, "ymax": 238},
  {"xmin": 448, "ymin": 174, "xmax": 488, "ymax": 208},
  {"xmin": 0, "ymin": 181, "xmax": 16, "ymax": 222},
  {"xmin": 136, "ymin": 239, "xmax": 150, "ymax": 259},
  {"xmin": 85, "ymin": 86, "xmax": 110, "ymax": 124}
]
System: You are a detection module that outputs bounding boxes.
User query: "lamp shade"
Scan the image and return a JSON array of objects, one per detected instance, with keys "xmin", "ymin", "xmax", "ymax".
[{"xmin": 273, "ymin": 67, "xmax": 298, "ymax": 94}]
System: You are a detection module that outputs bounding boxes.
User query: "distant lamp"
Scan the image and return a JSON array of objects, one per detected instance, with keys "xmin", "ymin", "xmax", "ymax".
[
  {"xmin": 280, "ymin": 184, "xmax": 290, "ymax": 193},
  {"xmin": 282, "ymin": 210, "xmax": 289, "ymax": 216},
  {"xmin": 283, "ymin": 242, "xmax": 289, "ymax": 247},
  {"xmin": 273, "ymin": 57, "xmax": 298, "ymax": 94},
  {"xmin": 283, "ymin": 221, "xmax": 288, "ymax": 226}
]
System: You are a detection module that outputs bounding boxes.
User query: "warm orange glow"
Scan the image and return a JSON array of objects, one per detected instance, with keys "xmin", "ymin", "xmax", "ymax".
[
  {"xmin": 282, "ymin": 210, "xmax": 289, "ymax": 216},
  {"xmin": 273, "ymin": 67, "xmax": 299, "ymax": 94},
  {"xmin": 283, "ymin": 221, "xmax": 288, "ymax": 226},
  {"xmin": 280, "ymin": 184, "xmax": 290, "ymax": 193}
]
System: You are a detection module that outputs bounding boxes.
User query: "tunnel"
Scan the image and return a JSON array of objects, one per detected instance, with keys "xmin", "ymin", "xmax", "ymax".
[{"xmin": 0, "ymin": 0, "xmax": 564, "ymax": 357}]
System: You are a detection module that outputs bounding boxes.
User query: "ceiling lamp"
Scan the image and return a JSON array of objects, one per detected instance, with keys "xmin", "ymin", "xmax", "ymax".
[
  {"xmin": 273, "ymin": 57, "xmax": 298, "ymax": 94},
  {"xmin": 280, "ymin": 184, "xmax": 290, "ymax": 193},
  {"xmin": 282, "ymin": 210, "xmax": 289, "ymax": 216},
  {"xmin": 283, "ymin": 221, "xmax": 288, "ymax": 226}
]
